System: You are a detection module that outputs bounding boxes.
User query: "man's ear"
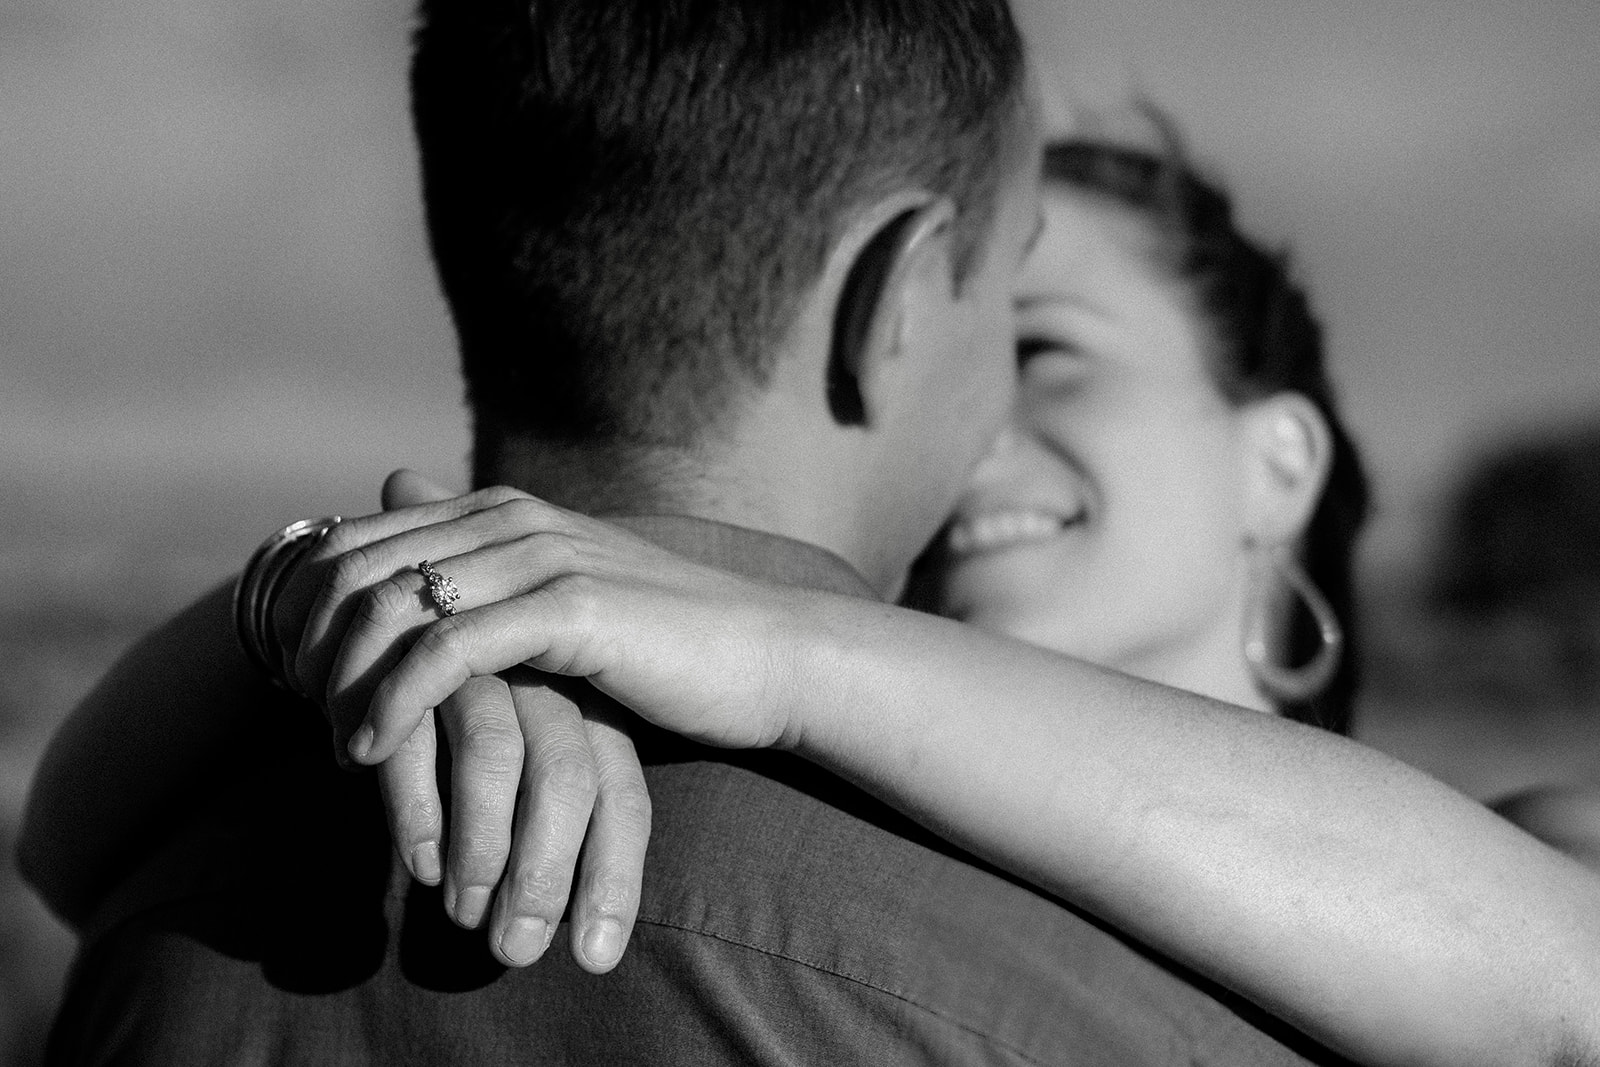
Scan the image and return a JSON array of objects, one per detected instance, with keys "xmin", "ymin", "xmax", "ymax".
[
  {"xmin": 1240, "ymin": 392, "xmax": 1333, "ymax": 545},
  {"xmin": 827, "ymin": 195, "xmax": 956, "ymax": 426}
]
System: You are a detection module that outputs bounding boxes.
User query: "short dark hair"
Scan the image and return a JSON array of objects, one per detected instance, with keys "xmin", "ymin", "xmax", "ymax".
[
  {"xmin": 411, "ymin": 0, "xmax": 1026, "ymax": 453},
  {"xmin": 1043, "ymin": 117, "xmax": 1371, "ymax": 735}
]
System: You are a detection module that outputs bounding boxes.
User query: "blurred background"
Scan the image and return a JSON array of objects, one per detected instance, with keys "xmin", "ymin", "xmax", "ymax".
[{"xmin": 4, "ymin": 0, "xmax": 1598, "ymax": 1062}]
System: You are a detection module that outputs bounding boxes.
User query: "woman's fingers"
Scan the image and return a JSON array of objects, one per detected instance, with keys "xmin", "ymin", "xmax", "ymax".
[
  {"xmin": 329, "ymin": 542, "xmax": 587, "ymax": 763},
  {"xmin": 353, "ymin": 556, "xmax": 796, "ymax": 764},
  {"xmin": 488, "ymin": 671, "xmax": 599, "ymax": 967},
  {"xmin": 306, "ymin": 513, "xmax": 581, "ymax": 760},
  {"xmin": 381, "ymin": 468, "xmax": 454, "ymax": 512},
  {"xmin": 565, "ymin": 693, "xmax": 651, "ymax": 973},
  {"xmin": 352, "ymin": 587, "xmax": 593, "ymax": 764},
  {"xmin": 439, "ymin": 676, "xmax": 524, "ymax": 927},
  {"xmin": 273, "ymin": 486, "xmax": 531, "ymax": 702},
  {"xmin": 299, "ymin": 495, "xmax": 557, "ymax": 702}
]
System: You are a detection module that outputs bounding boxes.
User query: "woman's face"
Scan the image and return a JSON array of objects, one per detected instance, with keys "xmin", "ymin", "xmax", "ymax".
[{"xmin": 935, "ymin": 190, "xmax": 1261, "ymax": 701}]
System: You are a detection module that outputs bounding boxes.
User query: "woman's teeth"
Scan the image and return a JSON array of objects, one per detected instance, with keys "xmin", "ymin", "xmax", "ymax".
[{"xmin": 946, "ymin": 509, "xmax": 1069, "ymax": 556}]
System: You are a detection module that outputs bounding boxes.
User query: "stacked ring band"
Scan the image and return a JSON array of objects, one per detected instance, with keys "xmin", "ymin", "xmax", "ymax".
[{"xmin": 233, "ymin": 516, "xmax": 343, "ymax": 690}]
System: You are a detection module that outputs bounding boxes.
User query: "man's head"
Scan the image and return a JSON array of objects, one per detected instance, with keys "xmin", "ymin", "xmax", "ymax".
[{"xmin": 412, "ymin": 0, "xmax": 1031, "ymax": 461}]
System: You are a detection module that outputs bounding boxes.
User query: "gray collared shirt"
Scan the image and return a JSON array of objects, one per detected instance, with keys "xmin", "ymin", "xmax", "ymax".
[{"xmin": 51, "ymin": 516, "xmax": 1338, "ymax": 1066}]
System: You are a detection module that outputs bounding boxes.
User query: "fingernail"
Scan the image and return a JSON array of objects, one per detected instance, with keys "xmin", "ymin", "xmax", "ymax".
[
  {"xmin": 499, "ymin": 918, "xmax": 550, "ymax": 966},
  {"xmin": 411, "ymin": 841, "xmax": 442, "ymax": 884},
  {"xmin": 582, "ymin": 919, "xmax": 623, "ymax": 968},
  {"xmin": 455, "ymin": 886, "xmax": 491, "ymax": 929},
  {"xmin": 348, "ymin": 723, "xmax": 374, "ymax": 761}
]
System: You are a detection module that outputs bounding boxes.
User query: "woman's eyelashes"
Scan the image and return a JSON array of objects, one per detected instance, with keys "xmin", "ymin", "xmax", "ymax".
[
  {"xmin": 1016, "ymin": 335, "xmax": 1093, "ymax": 391},
  {"xmin": 1016, "ymin": 335, "xmax": 1080, "ymax": 366}
]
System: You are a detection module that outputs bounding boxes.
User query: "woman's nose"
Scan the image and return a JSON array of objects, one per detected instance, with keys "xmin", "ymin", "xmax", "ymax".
[{"xmin": 972, "ymin": 422, "xmax": 1028, "ymax": 473}]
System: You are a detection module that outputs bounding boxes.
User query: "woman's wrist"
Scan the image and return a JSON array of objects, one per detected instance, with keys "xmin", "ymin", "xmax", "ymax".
[
  {"xmin": 233, "ymin": 515, "xmax": 343, "ymax": 690},
  {"xmin": 767, "ymin": 591, "xmax": 910, "ymax": 762},
  {"xmin": 751, "ymin": 587, "xmax": 851, "ymax": 756}
]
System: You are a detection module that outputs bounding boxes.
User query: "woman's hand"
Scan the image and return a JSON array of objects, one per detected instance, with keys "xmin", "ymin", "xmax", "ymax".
[
  {"xmin": 278, "ymin": 474, "xmax": 816, "ymax": 969},
  {"xmin": 273, "ymin": 474, "xmax": 668, "ymax": 972},
  {"xmin": 300, "ymin": 487, "xmax": 809, "ymax": 767}
]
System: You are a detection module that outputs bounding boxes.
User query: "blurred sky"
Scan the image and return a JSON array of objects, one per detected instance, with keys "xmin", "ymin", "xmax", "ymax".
[{"xmin": 4, "ymin": 0, "xmax": 1600, "ymax": 607}]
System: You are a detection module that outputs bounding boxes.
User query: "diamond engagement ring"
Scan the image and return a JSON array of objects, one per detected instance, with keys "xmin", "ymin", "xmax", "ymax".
[{"xmin": 418, "ymin": 560, "xmax": 461, "ymax": 617}]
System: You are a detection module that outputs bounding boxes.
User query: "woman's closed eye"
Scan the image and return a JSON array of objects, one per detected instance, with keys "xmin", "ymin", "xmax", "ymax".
[{"xmin": 1016, "ymin": 335, "xmax": 1086, "ymax": 372}]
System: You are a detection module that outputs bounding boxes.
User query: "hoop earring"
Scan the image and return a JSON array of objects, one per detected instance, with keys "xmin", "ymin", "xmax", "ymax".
[{"xmin": 1243, "ymin": 547, "xmax": 1343, "ymax": 704}]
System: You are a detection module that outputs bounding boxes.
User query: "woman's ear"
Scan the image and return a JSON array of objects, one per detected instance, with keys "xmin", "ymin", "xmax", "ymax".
[
  {"xmin": 827, "ymin": 195, "xmax": 956, "ymax": 426},
  {"xmin": 1240, "ymin": 392, "xmax": 1333, "ymax": 545}
]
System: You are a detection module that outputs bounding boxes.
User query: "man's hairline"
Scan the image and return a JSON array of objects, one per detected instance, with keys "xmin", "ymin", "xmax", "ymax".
[{"xmin": 463, "ymin": 65, "xmax": 1036, "ymax": 459}]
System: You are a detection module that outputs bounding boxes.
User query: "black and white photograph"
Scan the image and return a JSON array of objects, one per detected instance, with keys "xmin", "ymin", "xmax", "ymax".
[{"xmin": 6, "ymin": 1, "xmax": 1600, "ymax": 1063}]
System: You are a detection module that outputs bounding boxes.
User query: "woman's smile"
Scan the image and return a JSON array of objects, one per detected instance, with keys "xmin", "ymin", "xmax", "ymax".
[{"xmin": 944, "ymin": 500, "xmax": 1087, "ymax": 558}]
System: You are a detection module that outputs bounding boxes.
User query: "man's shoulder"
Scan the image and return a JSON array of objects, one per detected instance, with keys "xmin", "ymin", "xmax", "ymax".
[
  {"xmin": 57, "ymin": 733, "xmax": 1334, "ymax": 1066},
  {"xmin": 629, "ymin": 751, "xmax": 1332, "ymax": 1066}
]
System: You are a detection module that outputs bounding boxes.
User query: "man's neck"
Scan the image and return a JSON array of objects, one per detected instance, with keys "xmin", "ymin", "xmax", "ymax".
[
  {"xmin": 479, "ymin": 436, "xmax": 704, "ymax": 517},
  {"xmin": 479, "ymin": 433, "xmax": 908, "ymax": 598}
]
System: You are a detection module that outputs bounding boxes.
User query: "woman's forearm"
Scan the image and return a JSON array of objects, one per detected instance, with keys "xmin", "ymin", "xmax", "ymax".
[
  {"xmin": 17, "ymin": 581, "xmax": 288, "ymax": 929},
  {"xmin": 785, "ymin": 597, "xmax": 1600, "ymax": 1067},
  {"xmin": 331, "ymin": 498, "xmax": 1600, "ymax": 1065}
]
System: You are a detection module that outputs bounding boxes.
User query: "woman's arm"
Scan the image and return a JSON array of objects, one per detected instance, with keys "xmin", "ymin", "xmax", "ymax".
[
  {"xmin": 343, "ymin": 496, "xmax": 1600, "ymax": 1067},
  {"xmin": 788, "ymin": 602, "xmax": 1600, "ymax": 1067},
  {"xmin": 18, "ymin": 476, "xmax": 652, "ymax": 973}
]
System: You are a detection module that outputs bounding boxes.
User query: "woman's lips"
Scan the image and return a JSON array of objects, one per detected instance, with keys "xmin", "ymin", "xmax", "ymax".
[{"xmin": 944, "ymin": 506, "xmax": 1083, "ymax": 558}]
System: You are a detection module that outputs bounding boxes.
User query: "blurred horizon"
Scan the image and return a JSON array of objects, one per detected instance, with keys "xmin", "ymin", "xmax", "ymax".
[{"xmin": 5, "ymin": 1, "xmax": 1600, "ymax": 569}]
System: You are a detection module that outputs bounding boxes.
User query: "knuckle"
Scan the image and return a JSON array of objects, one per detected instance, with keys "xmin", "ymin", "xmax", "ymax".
[
  {"xmin": 582, "ymin": 874, "xmax": 638, "ymax": 918},
  {"xmin": 396, "ymin": 790, "xmax": 444, "ymax": 839},
  {"xmin": 456, "ymin": 721, "xmax": 525, "ymax": 777},
  {"xmin": 316, "ymin": 521, "xmax": 362, "ymax": 560},
  {"xmin": 498, "ymin": 496, "xmax": 545, "ymax": 530},
  {"xmin": 328, "ymin": 544, "xmax": 382, "ymax": 599},
  {"xmin": 417, "ymin": 618, "xmax": 471, "ymax": 663},
  {"xmin": 508, "ymin": 867, "xmax": 566, "ymax": 913},
  {"xmin": 472, "ymin": 485, "xmax": 523, "ymax": 510},
  {"xmin": 356, "ymin": 577, "xmax": 417, "ymax": 631},
  {"xmin": 554, "ymin": 530, "xmax": 586, "ymax": 566},
  {"xmin": 452, "ymin": 829, "xmax": 510, "ymax": 873},
  {"xmin": 527, "ymin": 529, "xmax": 581, "ymax": 567},
  {"xmin": 598, "ymin": 779, "xmax": 653, "ymax": 831},
  {"xmin": 536, "ymin": 750, "xmax": 600, "ymax": 803}
]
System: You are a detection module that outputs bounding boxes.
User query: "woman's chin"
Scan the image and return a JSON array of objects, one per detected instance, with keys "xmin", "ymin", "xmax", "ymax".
[
  {"xmin": 938, "ymin": 533, "xmax": 1074, "ymax": 599},
  {"xmin": 937, "ymin": 580, "xmax": 1097, "ymax": 655},
  {"xmin": 936, "ymin": 585, "xmax": 1213, "ymax": 688}
]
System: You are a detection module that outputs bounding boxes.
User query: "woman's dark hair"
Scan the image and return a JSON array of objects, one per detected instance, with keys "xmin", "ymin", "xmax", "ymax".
[{"xmin": 1043, "ymin": 114, "xmax": 1370, "ymax": 734}]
